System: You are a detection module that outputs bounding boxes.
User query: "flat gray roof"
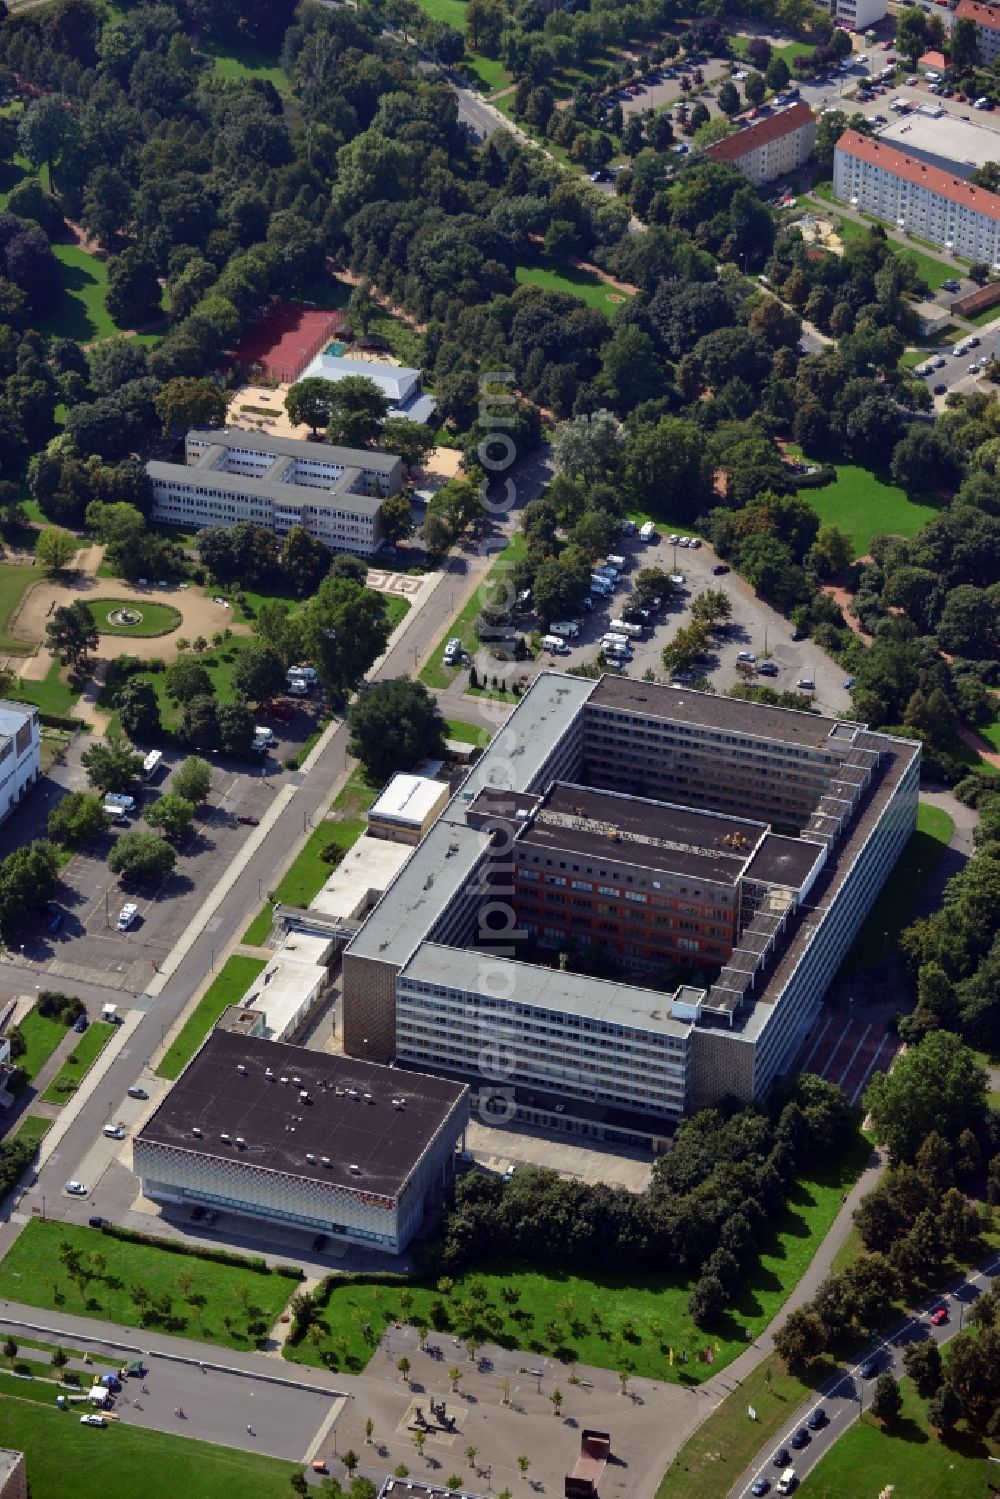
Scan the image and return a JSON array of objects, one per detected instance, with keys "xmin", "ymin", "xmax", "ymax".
[
  {"xmin": 148, "ymin": 458, "xmax": 385, "ymax": 515},
  {"xmin": 877, "ymin": 111, "xmax": 1000, "ymax": 176},
  {"xmin": 745, "ymin": 833, "xmax": 825, "ymax": 890},
  {"xmin": 186, "ymin": 428, "xmax": 401, "ymax": 472},
  {"xmin": 137, "ymin": 1029, "xmax": 467, "ymax": 1199},
  {"xmin": 401, "ymin": 942, "xmax": 692, "ymax": 1039},
  {"xmin": 520, "ymin": 782, "xmax": 764, "ymax": 886},
  {"xmin": 456, "ymin": 672, "xmax": 597, "ymax": 802},
  {"xmin": 588, "ymin": 678, "xmax": 860, "ymax": 752}
]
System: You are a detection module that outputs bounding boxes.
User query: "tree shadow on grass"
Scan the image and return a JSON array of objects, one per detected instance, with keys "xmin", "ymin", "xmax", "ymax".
[
  {"xmin": 36, "ymin": 259, "xmax": 102, "ymax": 344},
  {"xmin": 882, "ymin": 1416, "xmax": 929, "ymax": 1445}
]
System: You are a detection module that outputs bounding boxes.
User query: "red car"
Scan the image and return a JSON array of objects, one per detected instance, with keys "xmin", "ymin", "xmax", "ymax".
[{"xmin": 930, "ymin": 1306, "xmax": 948, "ymax": 1325}]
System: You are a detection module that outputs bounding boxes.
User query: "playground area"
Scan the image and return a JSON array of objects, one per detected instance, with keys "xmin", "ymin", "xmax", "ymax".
[{"xmin": 227, "ymin": 301, "xmax": 353, "ymax": 384}]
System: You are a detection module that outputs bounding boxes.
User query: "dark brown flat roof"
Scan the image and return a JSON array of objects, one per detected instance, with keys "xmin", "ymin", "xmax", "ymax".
[
  {"xmin": 137, "ymin": 1030, "xmax": 467, "ymax": 1199},
  {"xmin": 745, "ymin": 833, "xmax": 825, "ymax": 890},
  {"xmin": 588, "ymin": 678, "xmax": 855, "ymax": 751},
  {"xmin": 517, "ymin": 782, "xmax": 764, "ymax": 886}
]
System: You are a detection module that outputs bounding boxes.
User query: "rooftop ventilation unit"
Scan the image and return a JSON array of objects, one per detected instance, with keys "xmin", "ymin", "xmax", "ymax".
[
  {"xmin": 236, "ymin": 1137, "xmax": 246, "ymax": 1148},
  {"xmin": 349, "ymin": 1163, "xmax": 361, "ymax": 1174},
  {"xmin": 237, "ymin": 1064, "xmax": 247, "ymax": 1074},
  {"xmin": 279, "ymin": 1076, "xmax": 289, "ymax": 1084},
  {"xmin": 220, "ymin": 1132, "xmax": 231, "ymax": 1143},
  {"xmin": 305, "ymin": 1152, "xmax": 316, "ymax": 1162},
  {"xmin": 321, "ymin": 1156, "xmax": 331, "ymax": 1166},
  {"xmin": 192, "ymin": 1127, "xmax": 202, "ymax": 1137},
  {"xmin": 265, "ymin": 1068, "xmax": 274, "ymax": 1079}
]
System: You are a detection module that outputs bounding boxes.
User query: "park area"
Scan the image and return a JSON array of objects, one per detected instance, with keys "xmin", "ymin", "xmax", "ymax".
[
  {"xmin": 0, "ymin": 1221, "xmax": 298, "ymax": 1350},
  {"xmin": 0, "ymin": 1395, "xmax": 294, "ymax": 1499},
  {"xmin": 796, "ymin": 462, "xmax": 940, "ymax": 557},
  {"xmin": 285, "ymin": 1135, "xmax": 869, "ymax": 1378},
  {"xmin": 156, "ymin": 955, "xmax": 266, "ymax": 1081}
]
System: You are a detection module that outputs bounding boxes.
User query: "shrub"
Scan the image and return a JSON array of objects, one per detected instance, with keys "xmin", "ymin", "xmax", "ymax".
[{"xmin": 98, "ymin": 1222, "xmax": 302, "ymax": 1278}]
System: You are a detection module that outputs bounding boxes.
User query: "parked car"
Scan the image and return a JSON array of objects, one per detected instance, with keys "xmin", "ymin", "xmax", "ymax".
[
  {"xmin": 930, "ymin": 1306, "xmax": 949, "ymax": 1325},
  {"xmin": 65, "ymin": 1180, "xmax": 87, "ymax": 1196},
  {"xmin": 789, "ymin": 1428, "xmax": 809, "ymax": 1450},
  {"xmin": 80, "ymin": 1414, "xmax": 107, "ymax": 1427},
  {"xmin": 73, "ymin": 1014, "xmax": 88, "ymax": 1033},
  {"xmin": 933, "ymin": 383, "xmax": 947, "ymax": 395},
  {"xmin": 117, "ymin": 903, "xmax": 138, "ymax": 932},
  {"xmin": 48, "ymin": 909, "xmax": 64, "ymax": 934},
  {"xmin": 859, "ymin": 1355, "xmax": 880, "ymax": 1378},
  {"xmin": 807, "ymin": 1407, "xmax": 827, "ymax": 1430},
  {"xmin": 88, "ymin": 1216, "xmax": 104, "ymax": 1229},
  {"xmin": 127, "ymin": 1085, "xmax": 148, "ymax": 1100},
  {"xmin": 712, "ymin": 564, "xmax": 729, "ymax": 575},
  {"xmin": 237, "ymin": 813, "xmax": 260, "ymax": 825}
]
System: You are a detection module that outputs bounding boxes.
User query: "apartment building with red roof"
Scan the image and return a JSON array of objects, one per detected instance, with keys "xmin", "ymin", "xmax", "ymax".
[
  {"xmin": 703, "ymin": 101, "xmax": 816, "ymax": 186},
  {"xmin": 955, "ymin": 0, "xmax": 1000, "ymax": 63},
  {"xmin": 833, "ymin": 129, "xmax": 1000, "ymax": 265}
]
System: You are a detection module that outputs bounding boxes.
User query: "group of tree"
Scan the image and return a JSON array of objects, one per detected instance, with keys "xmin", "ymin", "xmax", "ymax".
[
  {"xmin": 0, "ymin": 839, "xmax": 61, "ymax": 944},
  {"xmin": 346, "ymin": 678, "xmax": 446, "ymax": 784},
  {"xmin": 774, "ymin": 1033, "xmax": 998, "ymax": 1409},
  {"xmin": 197, "ymin": 520, "xmax": 339, "ymax": 600},
  {"xmin": 433, "ymin": 1073, "xmax": 857, "ymax": 1334}
]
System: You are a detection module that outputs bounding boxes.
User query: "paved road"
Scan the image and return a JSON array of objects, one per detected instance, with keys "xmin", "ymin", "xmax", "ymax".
[{"xmin": 726, "ymin": 1253, "xmax": 1000, "ymax": 1499}]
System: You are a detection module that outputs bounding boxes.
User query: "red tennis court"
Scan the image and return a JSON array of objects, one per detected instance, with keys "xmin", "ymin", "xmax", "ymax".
[{"xmin": 229, "ymin": 302, "xmax": 352, "ymax": 384}]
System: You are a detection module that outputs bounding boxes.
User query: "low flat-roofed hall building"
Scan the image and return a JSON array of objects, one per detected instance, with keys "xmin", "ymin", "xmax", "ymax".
[
  {"xmin": 133, "ymin": 1029, "xmax": 468, "ymax": 1254},
  {"xmin": 341, "ymin": 674, "xmax": 920, "ymax": 1147},
  {"xmin": 148, "ymin": 429, "xmax": 403, "ymax": 556}
]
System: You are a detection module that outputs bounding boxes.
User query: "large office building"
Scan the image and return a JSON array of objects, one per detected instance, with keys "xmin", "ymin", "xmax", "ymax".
[
  {"xmin": 704, "ymin": 102, "xmax": 816, "ymax": 186},
  {"xmin": 834, "ymin": 129, "xmax": 1000, "ymax": 262},
  {"xmin": 954, "ymin": 0, "xmax": 1000, "ymax": 63},
  {"xmin": 0, "ymin": 701, "xmax": 40, "ymax": 825},
  {"xmin": 132, "ymin": 1027, "xmax": 468, "ymax": 1254},
  {"xmin": 876, "ymin": 110, "xmax": 1000, "ymax": 180},
  {"xmin": 341, "ymin": 674, "xmax": 920, "ymax": 1148},
  {"xmin": 147, "ymin": 429, "xmax": 403, "ymax": 556}
]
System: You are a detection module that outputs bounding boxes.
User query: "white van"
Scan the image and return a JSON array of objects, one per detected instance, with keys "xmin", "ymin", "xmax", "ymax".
[
  {"xmin": 103, "ymin": 802, "xmax": 128, "ymax": 825},
  {"xmin": 142, "ymin": 750, "xmax": 162, "ymax": 781},
  {"xmin": 549, "ymin": 621, "xmax": 579, "ymax": 639},
  {"xmin": 602, "ymin": 633, "xmax": 630, "ymax": 648},
  {"xmin": 288, "ymin": 665, "xmax": 318, "ymax": 684},
  {"xmin": 777, "ymin": 1469, "xmax": 797, "ymax": 1495},
  {"xmin": 104, "ymin": 792, "xmax": 135, "ymax": 810},
  {"xmin": 541, "ymin": 634, "xmax": 569, "ymax": 654},
  {"xmin": 606, "ymin": 554, "xmax": 626, "ymax": 570},
  {"xmin": 103, "ymin": 1124, "xmax": 126, "ymax": 1139},
  {"xmin": 253, "ymin": 726, "xmax": 277, "ymax": 747},
  {"xmin": 639, "ymin": 521, "xmax": 657, "ymax": 542},
  {"xmin": 610, "ymin": 618, "xmax": 643, "ymax": 639}
]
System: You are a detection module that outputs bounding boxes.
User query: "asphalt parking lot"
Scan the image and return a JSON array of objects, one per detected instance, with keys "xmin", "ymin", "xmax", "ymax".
[
  {"xmin": 534, "ymin": 531, "xmax": 852, "ymax": 718},
  {"xmin": 23, "ymin": 749, "xmax": 291, "ymax": 995}
]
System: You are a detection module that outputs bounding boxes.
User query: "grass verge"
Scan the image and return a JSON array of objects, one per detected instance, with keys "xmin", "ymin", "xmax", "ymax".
[
  {"xmin": 41, "ymin": 1022, "xmax": 115, "ymax": 1105},
  {"xmin": 11, "ymin": 1009, "xmax": 71, "ymax": 1086},
  {"xmin": 0, "ymin": 1221, "xmax": 296, "ymax": 1350},
  {"xmin": 0, "ymin": 1390, "xmax": 296, "ymax": 1498},
  {"xmin": 0, "ymin": 563, "xmax": 40, "ymax": 654},
  {"xmin": 801, "ymin": 1375, "xmax": 991, "ymax": 1498},
  {"xmin": 445, "ymin": 717, "xmax": 491, "ymax": 746},
  {"xmin": 156, "ymin": 956, "xmax": 266, "ymax": 1081},
  {"xmin": 287, "ymin": 1136, "xmax": 871, "ymax": 1378},
  {"xmin": 11, "ymin": 1114, "xmax": 52, "ymax": 1147},
  {"xmin": 420, "ymin": 534, "xmax": 526, "ymax": 690},
  {"xmin": 837, "ymin": 802, "xmax": 953, "ymax": 978},
  {"xmin": 12, "ymin": 659, "xmax": 80, "ymax": 718}
]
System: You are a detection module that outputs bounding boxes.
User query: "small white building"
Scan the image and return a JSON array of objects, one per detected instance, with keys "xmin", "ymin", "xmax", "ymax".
[
  {"xmin": 367, "ymin": 773, "xmax": 450, "ymax": 845},
  {"xmin": 0, "ymin": 702, "xmax": 40, "ymax": 824},
  {"xmin": 309, "ymin": 836, "xmax": 412, "ymax": 923},
  {"xmin": 298, "ymin": 354, "xmax": 437, "ymax": 424},
  {"xmin": 239, "ymin": 931, "xmax": 334, "ymax": 1044}
]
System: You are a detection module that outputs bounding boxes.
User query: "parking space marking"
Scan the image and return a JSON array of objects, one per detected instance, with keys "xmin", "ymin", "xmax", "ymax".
[{"xmin": 834, "ymin": 1023, "xmax": 872, "ymax": 1090}]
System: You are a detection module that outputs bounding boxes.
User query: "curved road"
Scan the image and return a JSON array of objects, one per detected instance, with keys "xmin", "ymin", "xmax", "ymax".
[{"xmin": 727, "ymin": 1254, "xmax": 1000, "ymax": 1499}]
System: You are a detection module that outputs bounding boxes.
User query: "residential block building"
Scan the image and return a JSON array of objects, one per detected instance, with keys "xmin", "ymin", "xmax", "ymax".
[
  {"xmin": 830, "ymin": 0, "xmax": 887, "ymax": 30},
  {"xmin": 147, "ymin": 429, "xmax": 403, "ymax": 556},
  {"xmin": 954, "ymin": 0, "xmax": 1000, "ymax": 64},
  {"xmin": 132, "ymin": 1028, "xmax": 468, "ymax": 1254},
  {"xmin": 834, "ymin": 129, "xmax": 1000, "ymax": 262},
  {"xmin": 703, "ymin": 102, "xmax": 816, "ymax": 186},
  {"xmin": 0, "ymin": 701, "xmax": 40, "ymax": 824},
  {"xmin": 340, "ymin": 674, "xmax": 920, "ymax": 1148}
]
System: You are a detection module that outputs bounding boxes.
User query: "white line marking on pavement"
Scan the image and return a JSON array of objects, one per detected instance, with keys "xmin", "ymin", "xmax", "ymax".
[
  {"xmin": 851, "ymin": 1030, "xmax": 891, "ymax": 1107},
  {"xmin": 800, "ymin": 1012, "xmax": 833, "ymax": 1073},
  {"xmin": 835, "ymin": 1023, "xmax": 872, "ymax": 1090}
]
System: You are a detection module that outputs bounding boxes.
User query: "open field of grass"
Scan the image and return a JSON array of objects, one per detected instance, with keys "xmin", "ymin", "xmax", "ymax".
[
  {"xmin": 12, "ymin": 659, "xmax": 81, "ymax": 718},
  {"xmin": 407, "ymin": 0, "xmax": 509, "ymax": 89},
  {"xmin": 420, "ymin": 534, "xmax": 526, "ymax": 690},
  {"xmin": 514, "ymin": 263, "xmax": 631, "ymax": 313},
  {"xmin": 157, "ymin": 955, "xmax": 266, "ymax": 1081},
  {"xmin": 656, "ymin": 1349, "xmax": 833, "ymax": 1499},
  {"xmin": 382, "ymin": 594, "xmax": 411, "ymax": 631},
  {"xmin": 730, "ymin": 33, "xmax": 814, "ymax": 67},
  {"xmin": 86, "ymin": 600, "xmax": 182, "ymax": 637},
  {"xmin": 0, "ymin": 1221, "xmax": 297, "ymax": 1349},
  {"xmin": 838, "ymin": 802, "xmax": 953, "ymax": 978},
  {"xmin": 200, "ymin": 38, "xmax": 285, "ymax": 88},
  {"xmin": 977, "ymin": 714, "xmax": 1000, "ymax": 752},
  {"xmin": 41, "ymin": 1022, "xmax": 114, "ymax": 1105},
  {"xmin": 0, "ymin": 564, "xmax": 40, "ymax": 655},
  {"xmin": 287, "ymin": 1136, "xmax": 871, "ymax": 1378},
  {"xmin": 445, "ymin": 717, "xmax": 490, "ymax": 746},
  {"xmin": 99, "ymin": 642, "xmax": 249, "ymax": 734},
  {"xmin": 800, "ymin": 463, "xmax": 941, "ymax": 556},
  {"xmin": 11, "ymin": 1114, "xmax": 52, "ymax": 1147},
  {"xmin": 834, "ymin": 216, "xmax": 955, "ymax": 291},
  {"xmin": 0, "ymin": 1392, "xmax": 296, "ymax": 1499},
  {"xmin": 11, "ymin": 1009, "xmax": 70, "ymax": 1086},
  {"xmin": 801, "ymin": 1376, "xmax": 992, "ymax": 1498}
]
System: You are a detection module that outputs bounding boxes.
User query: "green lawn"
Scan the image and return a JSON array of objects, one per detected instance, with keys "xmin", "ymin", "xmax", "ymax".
[
  {"xmin": 383, "ymin": 594, "xmax": 411, "ymax": 631},
  {"xmin": 86, "ymin": 600, "xmax": 182, "ymax": 638},
  {"xmin": 833, "ymin": 215, "xmax": 956, "ymax": 292},
  {"xmin": 977, "ymin": 714, "xmax": 1000, "ymax": 753},
  {"xmin": 407, "ymin": 0, "xmax": 508, "ymax": 89},
  {"xmin": 420, "ymin": 534, "xmax": 526, "ymax": 690},
  {"xmin": 11, "ymin": 1009, "xmax": 71, "ymax": 1086},
  {"xmin": 103, "ymin": 643, "xmax": 251, "ymax": 733},
  {"xmin": 41, "ymin": 1022, "xmax": 114, "ymax": 1105},
  {"xmin": 39, "ymin": 245, "xmax": 117, "ymax": 344},
  {"xmin": 0, "ymin": 563, "xmax": 40, "ymax": 655},
  {"xmin": 241, "ymin": 906, "xmax": 275, "ymax": 946},
  {"xmin": 801, "ymin": 1376, "xmax": 992, "ymax": 1498},
  {"xmin": 200, "ymin": 37, "xmax": 286, "ymax": 89},
  {"xmin": 267, "ymin": 815, "xmax": 366, "ymax": 909},
  {"xmin": 287, "ymin": 1136, "xmax": 871, "ymax": 1378},
  {"xmin": 157, "ymin": 955, "xmax": 266, "ymax": 1081},
  {"xmin": 445, "ymin": 717, "xmax": 491, "ymax": 746},
  {"xmin": 657, "ymin": 1349, "xmax": 833, "ymax": 1499},
  {"xmin": 730, "ymin": 33, "xmax": 814, "ymax": 67},
  {"xmin": 11, "ymin": 1114, "xmax": 52, "ymax": 1147},
  {"xmin": 800, "ymin": 462, "xmax": 941, "ymax": 556},
  {"xmin": 515, "ymin": 263, "xmax": 631, "ymax": 313},
  {"xmin": 11, "ymin": 659, "xmax": 80, "ymax": 718},
  {"xmin": 838, "ymin": 802, "xmax": 953, "ymax": 979},
  {"xmin": 0, "ymin": 1392, "xmax": 295, "ymax": 1499},
  {"xmin": 0, "ymin": 1220, "xmax": 297, "ymax": 1349}
]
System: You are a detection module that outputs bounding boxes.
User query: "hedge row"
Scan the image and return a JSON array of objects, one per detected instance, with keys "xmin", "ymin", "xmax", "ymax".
[
  {"xmin": 38, "ymin": 711, "xmax": 89, "ymax": 731},
  {"xmin": 99, "ymin": 1222, "xmax": 303, "ymax": 1280}
]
